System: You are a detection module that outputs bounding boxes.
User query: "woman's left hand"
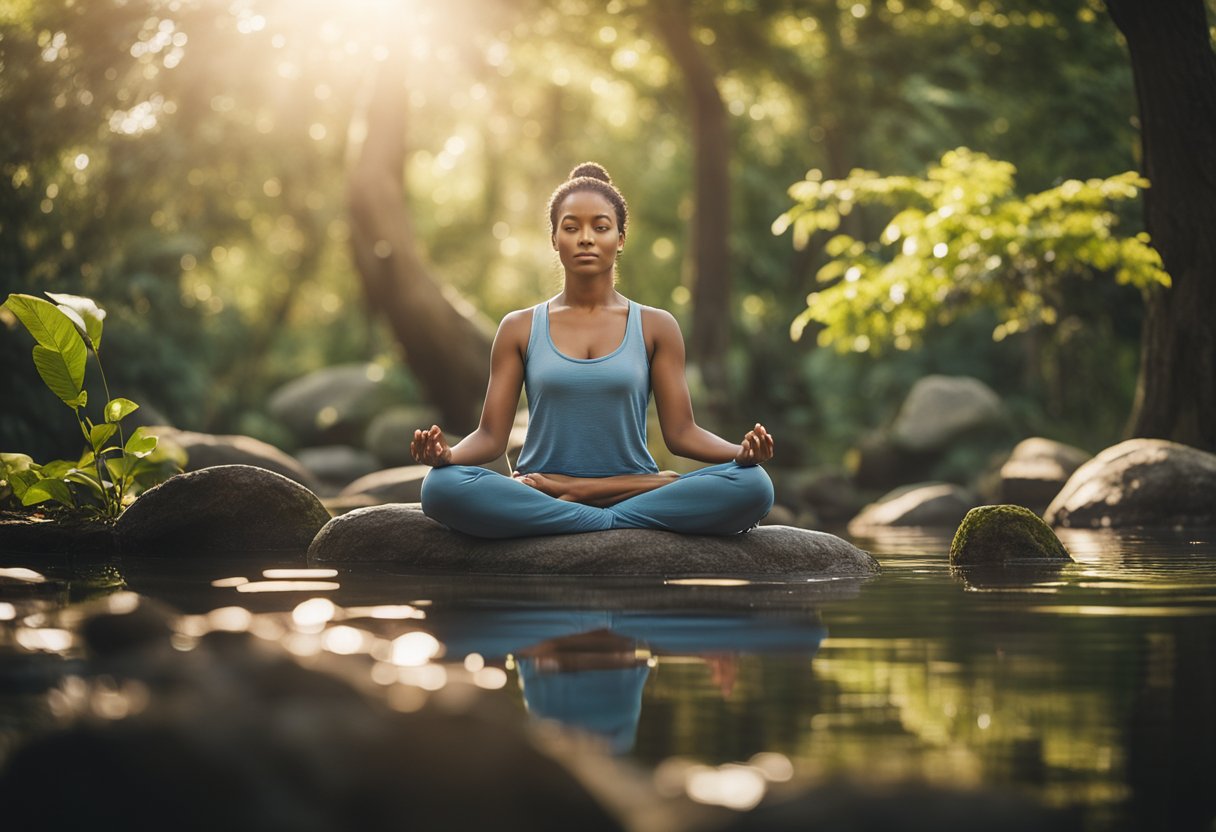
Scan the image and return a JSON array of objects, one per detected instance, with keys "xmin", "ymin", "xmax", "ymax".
[{"xmin": 734, "ymin": 423, "xmax": 774, "ymax": 466}]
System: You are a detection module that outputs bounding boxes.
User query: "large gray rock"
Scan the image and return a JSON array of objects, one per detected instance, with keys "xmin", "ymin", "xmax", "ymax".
[
  {"xmin": 309, "ymin": 503, "xmax": 880, "ymax": 577},
  {"xmin": 998, "ymin": 437, "xmax": 1091, "ymax": 514},
  {"xmin": 296, "ymin": 445, "xmax": 381, "ymax": 492},
  {"xmin": 116, "ymin": 465, "xmax": 331, "ymax": 555},
  {"xmin": 364, "ymin": 405, "xmax": 442, "ymax": 467},
  {"xmin": 149, "ymin": 426, "xmax": 318, "ymax": 490},
  {"xmin": 1045, "ymin": 439, "xmax": 1216, "ymax": 529},
  {"xmin": 338, "ymin": 465, "xmax": 430, "ymax": 504},
  {"xmin": 268, "ymin": 363, "xmax": 398, "ymax": 446},
  {"xmin": 891, "ymin": 375, "xmax": 1005, "ymax": 453},
  {"xmin": 848, "ymin": 482, "xmax": 978, "ymax": 534}
]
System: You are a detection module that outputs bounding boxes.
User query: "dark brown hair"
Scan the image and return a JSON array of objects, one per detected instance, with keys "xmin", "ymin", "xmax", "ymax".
[{"xmin": 546, "ymin": 162, "xmax": 629, "ymax": 237}]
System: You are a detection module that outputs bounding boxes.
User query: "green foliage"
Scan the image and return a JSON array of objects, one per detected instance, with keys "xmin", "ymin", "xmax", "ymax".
[
  {"xmin": 1, "ymin": 292, "xmax": 178, "ymax": 518},
  {"xmin": 775, "ymin": 148, "xmax": 1170, "ymax": 354}
]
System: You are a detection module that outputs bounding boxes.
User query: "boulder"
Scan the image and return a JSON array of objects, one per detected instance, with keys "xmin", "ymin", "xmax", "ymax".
[
  {"xmin": 338, "ymin": 465, "xmax": 430, "ymax": 504},
  {"xmin": 891, "ymin": 375, "xmax": 1006, "ymax": 453},
  {"xmin": 775, "ymin": 467, "xmax": 869, "ymax": 526},
  {"xmin": 0, "ymin": 608, "xmax": 620, "ymax": 831},
  {"xmin": 949, "ymin": 504, "xmax": 1071, "ymax": 567},
  {"xmin": 150, "ymin": 426, "xmax": 318, "ymax": 490},
  {"xmin": 296, "ymin": 445, "xmax": 381, "ymax": 493},
  {"xmin": 268, "ymin": 363, "xmax": 399, "ymax": 446},
  {"xmin": 998, "ymin": 438, "xmax": 1091, "ymax": 514},
  {"xmin": 1045, "ymin": 439, "xmax": 1216, "ymax": 529},
  {"xmin": 847, "ymin": 482, "xmax": 978, "ymax": 535},
  {"xmin": 309, "ymin": 503, "xmax": 880, "ymax": 577},
  {"xmin": 364, "ymin": 405, "xmax": 442, "ymax": 467},
  {"xmin": 116, "ymin": 465, "xmax": 331, "ymax": 556}
]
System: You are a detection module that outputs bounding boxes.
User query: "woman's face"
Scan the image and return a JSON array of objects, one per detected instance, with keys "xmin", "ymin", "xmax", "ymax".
[{"xmin": 551, "ymin": 190, "xmax": 624, "ymax": 276}]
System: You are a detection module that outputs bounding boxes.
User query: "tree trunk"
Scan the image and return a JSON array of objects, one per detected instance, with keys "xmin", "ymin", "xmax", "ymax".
[
  {"xmin": 346, "ymin": 60, "xmax": 495, "ymax": 435},
  {"xmin": 651, "ymin": 2, "xmax": 732, "ymax": 409},
  {"xmin": 1106, "ymin": 0, "xmax": 1216, "ymax": 452}
]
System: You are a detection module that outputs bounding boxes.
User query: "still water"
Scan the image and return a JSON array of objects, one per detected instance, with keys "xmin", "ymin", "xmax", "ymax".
[{"xmin": 1, "ymin": 527, "xmax": 1214, "ymax": 830}]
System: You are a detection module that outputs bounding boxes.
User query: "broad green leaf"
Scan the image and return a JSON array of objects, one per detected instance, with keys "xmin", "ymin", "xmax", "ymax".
[
  {"xmin": 45, "ymin": 292, "xmax": 105, "ymax": 350},
  {"xmin": 9, "ymin": 469, "xmax": 40, "ymax": 499},
  {"xmin": 107, "ymin": 456, "xmax": 137, "ymax": 482},
  {"xmin": 77, "ymin": 449, "xmax": 96, "ymax": 468},
  {"xmin": 124, "ymin": 427, "xmax": 158, "ymax": 458},
  {"xmin": 32, "ymin": 344, "xmax": 87, "ymax": 408},
  {"xmin": 90, "ymin": 423, "xmax": 118, "ymax": 451},
  {"xmin": 0, "ymin": 453, "xmax": 35, "ymax": 478},
  {"xmin": 20, "ymin": 479, "xmax": 75, "ymax": 508},
  {"xmin": 3, "ymin": 294, "xmax": 88, "ymax": 355},
  {"xmin": 104, "ymin": 398, "xmax": 139, "ymax": 423},
  {"xmin": 40, "ymin": 459, "xmax": 75, "ymax": 479}
]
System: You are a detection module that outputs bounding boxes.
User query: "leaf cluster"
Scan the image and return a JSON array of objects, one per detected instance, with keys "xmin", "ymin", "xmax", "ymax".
[
  {"xmin": 774, "ymin": 148, "xmax": 1170, "ymax": 353},
  {"xmin": 1, "ymin": 292, "xmax": 181, "ymax": 518}
]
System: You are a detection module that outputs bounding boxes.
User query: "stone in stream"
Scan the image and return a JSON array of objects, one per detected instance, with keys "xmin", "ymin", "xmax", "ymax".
[
  {"xmin": 847, "ymin": 482, "xmax": 978, "ymax": 535},
  {"xmin": 1045, "ymin": 438, "xmax": 1216, "ymax": 529},
  {"xmin": 308, "ymin": 503, "xmax": 879, "ymax": 577},
  {"xmin": 997, "ymin": 437, "xmax": 1091, "ymax": 515},
  {"xmin": 949, "ymin": 504, "xmax": 1071, "ymax": 567},
  {"xmin": 115, "ymin": 464, "xmax": 331, "ymax": 556}
]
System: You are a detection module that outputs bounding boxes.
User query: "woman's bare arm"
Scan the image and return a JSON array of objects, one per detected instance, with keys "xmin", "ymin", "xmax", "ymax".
[
  {"xmin": 645, "ymin": 308, "xmax": 774, "ymax": 465},
  {"xmin": 410, "ymin": 310, "xmax": 529, "ymax": 467}
]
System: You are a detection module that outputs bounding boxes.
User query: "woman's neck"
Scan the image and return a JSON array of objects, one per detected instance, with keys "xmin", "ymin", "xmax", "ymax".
[{"xmin": 557, "ymin": 274, "xmax": 621, "ymax": 310}]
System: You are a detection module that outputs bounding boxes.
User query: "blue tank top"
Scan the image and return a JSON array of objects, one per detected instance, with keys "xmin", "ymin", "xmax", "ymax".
[{"xmin": 514, "ymin": 300, "xmax": 660, "ymax": 477}]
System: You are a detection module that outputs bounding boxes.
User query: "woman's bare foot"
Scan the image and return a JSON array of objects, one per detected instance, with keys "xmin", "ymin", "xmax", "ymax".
[{"xmin": 513, "ymin": 471, "xmax": 679, "ymax": 507}]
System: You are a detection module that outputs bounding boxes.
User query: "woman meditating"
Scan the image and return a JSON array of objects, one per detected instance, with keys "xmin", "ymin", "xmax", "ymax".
[{"xmin": 411, "ymin": 162, "xmax": 774, "ymax": 539}]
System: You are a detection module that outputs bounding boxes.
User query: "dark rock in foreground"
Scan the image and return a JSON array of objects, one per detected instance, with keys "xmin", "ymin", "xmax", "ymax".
[
  {"xmin": 116, "ymin": 465, "xmax": 331, "ymax": 556},
  {"xmin": 0, "ymin": 602, "xmax": 621, "ymax": 832},
  {"xmin": 309, "ymin": 503, "xmax": 879, "ymax": 577},
  {"xmin": 950, "ymin": 505, "xmax": 1071, "ymax": 567},
  {"xmin": 1045, "ymin": 439, "xmax": 1216, "ymax": 529}
]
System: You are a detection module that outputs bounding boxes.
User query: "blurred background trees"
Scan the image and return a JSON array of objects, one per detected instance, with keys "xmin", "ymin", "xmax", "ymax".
[{"xmin": 1, "ymin": 0, "xmax": 1185, "ymax": 467}]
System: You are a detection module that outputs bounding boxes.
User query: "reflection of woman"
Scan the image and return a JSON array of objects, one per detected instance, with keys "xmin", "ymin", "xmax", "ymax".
[{"xmin": 411, "ymin": 163, "xmax": 774, "ymax": 539}]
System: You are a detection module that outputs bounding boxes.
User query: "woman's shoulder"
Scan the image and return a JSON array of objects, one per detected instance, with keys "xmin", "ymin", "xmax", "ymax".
[
  {"xmin": 638, "ymin": 304, "xmax": 681, "ymax": 334},
  {"xmin": 494, "ymin": 305, "xmax": 538, "ymax": 347}
]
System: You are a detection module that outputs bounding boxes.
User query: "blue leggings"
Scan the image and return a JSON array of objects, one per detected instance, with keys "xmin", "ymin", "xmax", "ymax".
[{"xmin": 420, "ymin": 462, "xmax": 774, "ymax": 539}]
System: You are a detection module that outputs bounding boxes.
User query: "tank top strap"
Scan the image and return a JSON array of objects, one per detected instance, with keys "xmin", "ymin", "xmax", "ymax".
[
  {"xmin": 625, "ymin": 300, "xmax": 647, "ymax": 364},
  {"xmin": 525, "ymin": 301, "xmax": 548, "ymax": 362}
]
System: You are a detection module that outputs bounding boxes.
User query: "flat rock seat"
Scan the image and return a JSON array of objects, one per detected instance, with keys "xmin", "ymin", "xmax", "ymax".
[{"xmin": 308, "ymin": 504, "xmax": 880, "ymax": 577}]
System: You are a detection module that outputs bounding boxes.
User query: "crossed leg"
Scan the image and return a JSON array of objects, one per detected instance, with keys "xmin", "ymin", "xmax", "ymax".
[{"xmin": 421, "ymin": 463, "xmax": 773, "ymax": 539}]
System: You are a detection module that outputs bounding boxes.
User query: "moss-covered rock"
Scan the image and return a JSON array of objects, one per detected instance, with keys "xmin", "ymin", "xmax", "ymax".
[{"xmin": 949, "ymin": 504, "xmax": 1071, "ymax": 567}]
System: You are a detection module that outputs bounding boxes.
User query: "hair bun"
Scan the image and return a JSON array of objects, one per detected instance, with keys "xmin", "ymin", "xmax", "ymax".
[{"xmin": 569, "ymin": 162, "xmax": 612, "ymax": 184}]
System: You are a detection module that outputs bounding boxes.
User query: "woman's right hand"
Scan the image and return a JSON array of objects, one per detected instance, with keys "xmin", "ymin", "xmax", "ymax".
[{"xmin": 410, "ymin": 424, "xmax": 452, "ymax": 467}]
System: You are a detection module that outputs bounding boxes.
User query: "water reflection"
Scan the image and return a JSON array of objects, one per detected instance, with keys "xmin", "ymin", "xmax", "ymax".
[
  {"xmin": 1, "ymin": 530, "xmax": 1215, "ymax": 828},
  {"xmin": 425, "ymin": 608, "xmax": 826, "ymax": 755}
]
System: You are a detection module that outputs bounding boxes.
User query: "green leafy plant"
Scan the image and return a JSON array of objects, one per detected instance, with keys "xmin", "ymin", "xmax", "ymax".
[
  {"xmin": 1, "ymin": 292, "xmax": 177, "ymax": 519},
  {"xmin": 773, "ymin": 148, "xmax": 1171, "ymax": 353}
]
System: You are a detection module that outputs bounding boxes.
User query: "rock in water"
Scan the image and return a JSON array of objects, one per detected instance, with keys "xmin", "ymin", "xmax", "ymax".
[
  {"xmin": 116, "ymin": 465, "xmax": 331, "ymax": 556},
  {"xmin": 997, "ymin": 437, "xmax": 1091, "ymax": 515},
  {"xmin": 1045, "ymin": 438, "xmax": 1216, "ymax": 529},
  {"xmin": 848, "ymin": 482, "xmax": 978, "ymax": 534},
  {"xmin": 309, "ymin": 504, "xmax": 880, "ymax": 577},
  {"xmin": 949, "ymin": 505, "xmax": 1071, "ymax": 567}
]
